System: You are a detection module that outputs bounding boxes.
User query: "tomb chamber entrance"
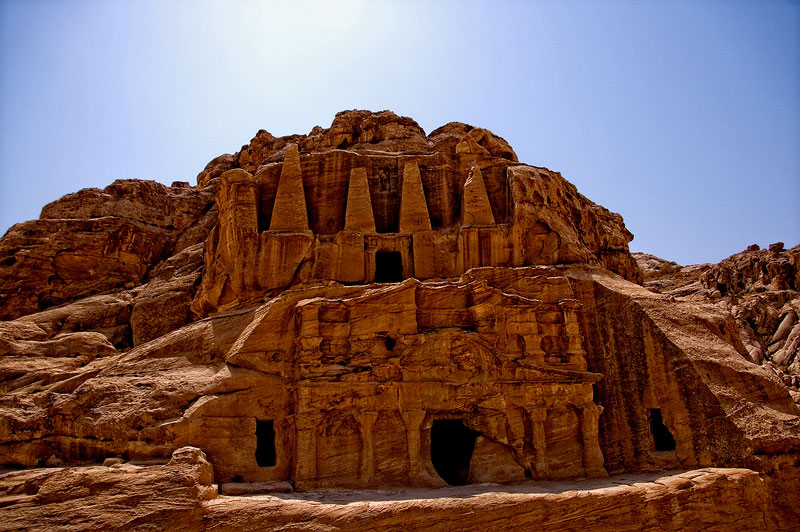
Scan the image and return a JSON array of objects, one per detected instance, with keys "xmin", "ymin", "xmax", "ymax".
[
  {"xmin": 374, "ymin": 251, "xmax": 404, "ymax": 283},
  {"xmin": 649, "ymin": 409, "xmax": 676, "ymax": 452},
  {"xmin": 430, "ymin": 419, "xmax": 480, "ymax": 486},
  {"xmin": 255, "ymin": 419, "xmax": 276, "ymax": 467}
]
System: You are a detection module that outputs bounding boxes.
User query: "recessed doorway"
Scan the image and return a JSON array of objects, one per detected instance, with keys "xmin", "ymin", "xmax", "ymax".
[
  {"xmin": 649, "ymin": 409, "xmax": 676, "ymax": 452},
  {"xmin": 255, "ymin": 419, "xmax": 276, "ymax": 467},
  {"xmin": 430, "ymin": 419, "xmax": 480, "ymax": 485},
  {"xmin": 374, "ymin": 251, "xmax": 403, "ymax": 283}
]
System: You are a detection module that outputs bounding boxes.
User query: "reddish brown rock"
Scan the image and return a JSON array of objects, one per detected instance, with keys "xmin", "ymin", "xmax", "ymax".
[
  {"xmin": 343, "ymin": 167, "xmax": 376, "ymax": 233},
  {"xmin": 0, "ymin": 446, "xmax": 216, "ymax": 531},
  {"xmin": 460, "ymin": 162, "xmax": 495, "ymax": 226},
  {"xmin": 191, "ymin": 111, "xmax": 641, "ymax": 315},
  {"xmin": 129, "ymin": 242, "xmax": 205, "ymax": 346},
  {"xmin": 639, "ymin": 245, "xmax": 800, "ymax": 387},
  {"xmin": 0, "ymin": 111, "xmax": 798, "ymax": 529},
  {"xmin": 1, "ymin": 466, "xmax": 797, "ymax": 531},
  {"xmin": 0, "ymin": 179, "xmax": 216, "ymax": 321}
]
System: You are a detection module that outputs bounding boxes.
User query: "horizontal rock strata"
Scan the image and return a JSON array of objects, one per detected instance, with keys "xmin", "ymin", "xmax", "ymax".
[{"xmin": 2, "ymin": 464, "xmax": 797, "ymax": 531}]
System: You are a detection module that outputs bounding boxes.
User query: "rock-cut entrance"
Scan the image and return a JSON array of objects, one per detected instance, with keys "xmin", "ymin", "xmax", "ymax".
[
  {"xmin": 374, "ymin": 251, "xmax": 403, "ymax": 283},
  {"xmin": 649, "ymin": 409, "xmax": 676, "ymax": 452},
  {"xmin": 430, "ymin": 419, "xmax": 480, "ymax": 486},
  {"xmin": 255, "ymin": 419, "xmax": 276, "ymax": 467}
]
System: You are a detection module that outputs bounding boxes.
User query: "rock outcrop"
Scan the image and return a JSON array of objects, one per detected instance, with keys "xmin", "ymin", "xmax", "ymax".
[
  {"xmin": 0, "ymin": 111, "xmax": 798, "ymax": 529},
  {"xmin": 3, "ymin": 466, "xmax": 798, "ymax": 531},
  {"xmin": 0, "ymin": 180, "xmax": 216, "ymax": 323},
  {"xmin": 636, "ymin": 244, "xmax": 800, "ymax": 394}
]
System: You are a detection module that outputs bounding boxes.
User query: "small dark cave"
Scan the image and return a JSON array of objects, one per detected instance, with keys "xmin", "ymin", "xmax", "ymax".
[{"xmin": 649, "ymin": 409, "xmax": 676, "ymax": 452}]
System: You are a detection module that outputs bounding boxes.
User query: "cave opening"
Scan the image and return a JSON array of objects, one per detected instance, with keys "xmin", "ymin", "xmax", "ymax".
[
  {"xmin": 649, "ymin": 409, "xmax": 676, "ymax": 452},
  {"xmin": 430, "ymin": 419, "xmax": 480, "ymax": 486},
  {"xmin": 255, "ymin": 419, "xmax": 276, "ymax": 467},
  {"xmin": 374, "ymin": 251, "xmax": 403, "ymax": 283}
]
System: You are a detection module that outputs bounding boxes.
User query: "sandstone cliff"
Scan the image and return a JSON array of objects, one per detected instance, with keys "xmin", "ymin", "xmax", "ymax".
[{"xmin": 0, "ymin": 111, "xmax": 797, "ymax": 531}]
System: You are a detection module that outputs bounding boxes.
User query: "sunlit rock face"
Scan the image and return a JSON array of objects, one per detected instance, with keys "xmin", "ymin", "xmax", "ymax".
[
  {"xmin": 0, "ymin": 111, "xmax": 798, "ymax": 520},
  {"xmin": 190, "ymin": 110, "xmax": 641, "ymax": 316}
]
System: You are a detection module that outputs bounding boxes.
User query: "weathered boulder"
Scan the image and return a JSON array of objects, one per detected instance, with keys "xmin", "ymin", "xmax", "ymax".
[{"xmin": 0, "ymin": 446, "xmax": 216, "ymax": 531}]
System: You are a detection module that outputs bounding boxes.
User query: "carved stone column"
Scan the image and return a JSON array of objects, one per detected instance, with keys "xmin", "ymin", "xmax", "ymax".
[
  {"xmin": 398, "ymin": 162, "xmax": 432, "ymax": 233},
  {"xmin": 294, "ymin": 413, "xmax": 323, "ymax": 484},
  {"xmin": 460, "ymin": 162, "xmax": 495, "ymax": 227},
  {"xmin": 357, "ymin": 411, "xmax": 379, "ymax": 485},
  {"xmin": 559, "ymin": 299, "xmax": 587, "ymax": 369},
  {"xmin": 401, "ymin": 410, "xmax": 426, "ymax": 483},
  {"xmin": 523, "ymin": 333, "xmax": 546, "ymax": 364},
  {"xmin": 580, "ymin": 405, "xmax": 607, "ymax": 477},
  {"xmin": 528, "ymin": 408, "xmax": 548, "ymax": 478},
  {"xmin": 345, "ymin": 168, "xmax": 377, "ymax": 233}
]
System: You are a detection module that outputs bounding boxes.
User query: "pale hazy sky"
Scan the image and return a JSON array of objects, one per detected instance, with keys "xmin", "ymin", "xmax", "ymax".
[{"xmin": 1, "ymin": 0, "xmax": 798, "ymax": 265}]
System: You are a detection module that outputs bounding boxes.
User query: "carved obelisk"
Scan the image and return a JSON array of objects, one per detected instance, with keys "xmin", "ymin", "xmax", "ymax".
[
  {"xmin": 269, "ymin": 144, "xmax": 309, "ymax": 231},
  {"xmin": 460, "ymin": 161, "xmax": 495, "ymax": 226},
  {"xmin": 398, "ymin": 161, "xmax": 432, "ymax": 233},
  {"xmin": 344, "ymin": 168, "xmax": 376, "ymax": 233}
]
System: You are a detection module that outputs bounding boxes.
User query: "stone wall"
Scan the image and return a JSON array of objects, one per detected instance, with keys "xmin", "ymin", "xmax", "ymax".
[{"xmin": 182, "ymin": 270, "xmax": 606, "ymax": 486}]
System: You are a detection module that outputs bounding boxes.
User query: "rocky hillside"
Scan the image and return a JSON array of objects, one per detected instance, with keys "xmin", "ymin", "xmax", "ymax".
[
  {"xmin": 0, "ymin": 111, "xmax": 798, "ymax": 531},
  {"xmin": 635, "ymin": 243, "xmax": 800, "ymax": 394}
]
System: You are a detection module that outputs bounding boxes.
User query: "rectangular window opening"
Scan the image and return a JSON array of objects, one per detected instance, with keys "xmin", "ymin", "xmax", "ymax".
[{"xmin": 255, "ymin": 419, "xmax": 276, "ymax": 467}]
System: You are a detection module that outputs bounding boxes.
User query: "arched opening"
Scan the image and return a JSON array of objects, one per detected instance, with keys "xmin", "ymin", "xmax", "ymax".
[
  {"xmin": 430, "ymin": 419, "xmax": 480, "ymax": 486},
  {"xmin": 374, "ymin": 251, "xmax": 403, "ymax": 283},
  {"xmin": 255, "ymin": 419, "xmax": 276, "ymax": 467},
  {"xmin": 649, "ymin": 409, "xmax": 676, "ymax": 452}
]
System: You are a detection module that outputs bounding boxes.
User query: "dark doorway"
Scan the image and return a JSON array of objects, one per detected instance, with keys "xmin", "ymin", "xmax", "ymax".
[
  {"xmin": 649, "ymin": 409, "xmax": 676, "ymax": 451},
  {"xmin": 374, "ymin": 251, "xmax": 403, "ymax": 283},
  {"xmin": 255, "ymin": 419, "xmax": 276, "ymax": 467},
  {"xmin": 430, "ymin": 419, "xmax": 480, "ymax": 486}
]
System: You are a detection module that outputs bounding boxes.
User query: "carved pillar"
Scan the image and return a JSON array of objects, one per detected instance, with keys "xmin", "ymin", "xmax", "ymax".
[
  {"xmin": 580, "ymin": 405, "xmax": 607, "ymax": 477},
  {"xmin": 505, "ymin": 407, "xmax": 527, "ymax": 458},
  {"xmin": 345, "ymin": 168, "xmax": 377, "ymax": 233},
  {"xmin": 460, "ymin": 161, "xmax": 495, "ymax": 227},
  {"xmin": 459, "ymin": 227, "xmax": 481, "ymax": 272},
  {"xmin": 218, "ymin": 170, "xmax": 258, "ymax": 295},
  {"xmin": 523, "ymin": 333, "xmax": 546, "ymax": 364},
  {"xmin": 559, "ymin": 299, "xmax": 587, "ymax": 369},
  {"xmin": 528, "ymin": 408, "xmax": 548, "ymax": 478},
  {"xmin": 401, "ymin": 410, "xmax": 426, "ymax": 483},
  {"xmin": 357, "ymin": 411, "xmax": 379, "ymax": 484},
  {"xmin": 294, "ymin": 413, "xmax": 323, "ymax": 483}
]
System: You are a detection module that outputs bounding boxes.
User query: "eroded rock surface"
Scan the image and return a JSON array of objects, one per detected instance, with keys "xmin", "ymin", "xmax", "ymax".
[
  {"xmin": 0, "ymin": 111, "xmax": 798, "ymax": 529},
  {"xmin": 2, "ymin": 466, "xmax": 798, "ymax": 531},
  {"xmin": 636, "ymin": 245, "xmax": 800, "ymax": 395},
  {"xmin": 0, "ymin": 179, "xmax": 216, "ymax": 322}
]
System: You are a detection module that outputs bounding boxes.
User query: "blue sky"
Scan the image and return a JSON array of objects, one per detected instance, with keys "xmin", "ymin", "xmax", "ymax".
[{"xmin": 1, "ymin": 0, "xmax": 798, "ymax": 265}]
